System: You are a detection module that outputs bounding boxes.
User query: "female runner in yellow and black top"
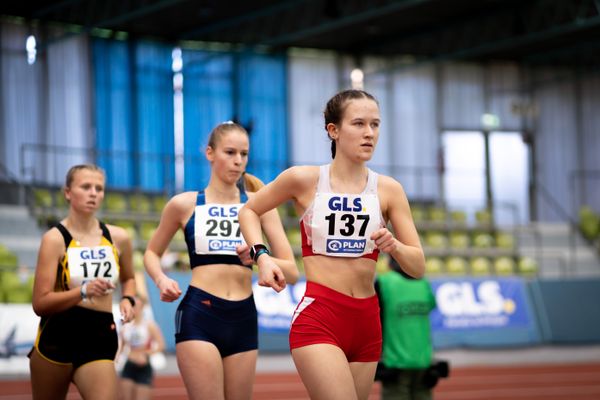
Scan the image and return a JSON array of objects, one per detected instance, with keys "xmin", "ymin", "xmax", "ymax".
[
  {"xmin": 144, "ymin": 121, "xmax": 298, "ymax": 400},
  {"xmin": 29, "ymin": 164, "xmax": 136, "ymax": 400}
]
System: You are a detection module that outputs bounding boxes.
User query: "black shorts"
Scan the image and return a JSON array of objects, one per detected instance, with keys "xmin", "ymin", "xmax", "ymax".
[
  {"xmin": 175, "ymin": 285, "xmax": 258, "ymax": 357},
  {"xmin": 121, "ymin": 360, "xmax": 153, "ymax": 386},
  {"xmin": 32, "ymin": 306, "xmax": 118, "ymax": 370}
]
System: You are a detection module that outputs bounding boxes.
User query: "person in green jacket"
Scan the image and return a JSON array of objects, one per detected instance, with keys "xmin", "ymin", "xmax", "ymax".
[{"xmin": 375, "ymin": 256, "xmax": 441, "ymax": 400}]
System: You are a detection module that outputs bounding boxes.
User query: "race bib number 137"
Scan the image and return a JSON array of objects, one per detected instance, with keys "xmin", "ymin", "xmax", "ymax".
[{"xmin": 311, "ymin": 193, "xmax": 380, "ymax": 257}]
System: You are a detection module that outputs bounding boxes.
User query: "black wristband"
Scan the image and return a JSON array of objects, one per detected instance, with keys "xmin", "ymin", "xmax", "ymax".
[
  {"xmin": 122, "ymin": 295, "xmax": 136, "ymax": 307},
  {"xmin": 254, "ymin": 248, "xmax": 270, "ymax": 261},
  {"xmin": 250, "ymin": 244, "xmax": 270, "ymax": 262}
]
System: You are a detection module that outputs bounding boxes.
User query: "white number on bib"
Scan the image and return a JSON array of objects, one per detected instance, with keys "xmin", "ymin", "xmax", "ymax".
[
  {"xmin": 67, "ymin": 245, "xmax": 118, "ymax": 287},
  {"xmin": 194, "ymin": 203, "xmax": 245, "ymax": 255},
  {"xmin": 311, "ymin": 193, "xmax": 380, "ymax": 257}
]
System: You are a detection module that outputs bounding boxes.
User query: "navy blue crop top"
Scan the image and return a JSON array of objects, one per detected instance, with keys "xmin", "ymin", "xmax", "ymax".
[{"xmin": 184, "ymin": 190, "xmax": 250, "ymax": 269}]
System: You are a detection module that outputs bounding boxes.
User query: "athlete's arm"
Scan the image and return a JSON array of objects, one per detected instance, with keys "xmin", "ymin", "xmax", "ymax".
[
  {"xmin": 258, "ymin": 204, "xmax": 299, "ymax": 284},
  {"xmin": 240, "ymin": 167, "xmax": 309, "ymax": 291},
  {"xmin": 32, "ymin": 229, "xmax": 84, "ymax": 315},
  {"xmin": 371, "ymin": 176, "xmax": 425, "ymax": 278},
  {"xmin": 144, "ymin": 193, "xmax": 192, "ymax": 302},
  {"xmin": 110, "ymin": 225, "xmax": 136, "ymax": 322}
]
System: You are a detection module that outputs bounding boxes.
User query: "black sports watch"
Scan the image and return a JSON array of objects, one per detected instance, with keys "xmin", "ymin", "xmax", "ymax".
[{"xmin": 249, "ymin": 244, "xmax": 270, "ymax": 262}]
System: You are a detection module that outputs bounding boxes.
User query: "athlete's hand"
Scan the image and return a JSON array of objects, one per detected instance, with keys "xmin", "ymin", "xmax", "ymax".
[
  {"xmin": 84, "ymin": 278, "xmax": 115, "ymax": 299},
  {"xmin": 236, "ymin": 243, "xmax": 253, "ymax": 266},
  {"xmin": 119, "ymin": 298, "xmax": 135, "ymax": 323},
  {"xmin": 257, "ymin": 255, "xmax": 286, "ymax": 292},
  {"xmin": 371, "ymin": 228, "xmax": 398, "ymax": 254},
  {"xmin": 156, "ymin": 275, "xmax": 182, "ymax": 302}
]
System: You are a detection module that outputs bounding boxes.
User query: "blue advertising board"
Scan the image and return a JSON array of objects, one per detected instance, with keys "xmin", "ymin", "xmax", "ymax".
[
  {"xmin": 429, "ymin": 277, "xmax": 541, "ymax": 348},
  {"xmin": 148, "ymin": 274, "xmax": 542, "ymax": 352}
]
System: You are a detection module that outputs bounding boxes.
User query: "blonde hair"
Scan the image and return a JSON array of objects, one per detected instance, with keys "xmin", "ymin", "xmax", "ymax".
[
  {"xmin": 64, "ymin": 164, "xmax": 105, "ymax": 189},
  {"xmin": 207, "ymin": 121, "xmax": 248, "ymax": 149},
  {"xmin": 242, "ymin": 173, "xmax": 265, "ymax": 193}
]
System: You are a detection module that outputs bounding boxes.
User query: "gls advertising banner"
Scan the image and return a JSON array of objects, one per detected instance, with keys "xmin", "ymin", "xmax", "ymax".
[
  {"xmin": 253, "ymin": 280, "xmax": 306, "ymax": 331},
  {"xmin": 253, "ymin": 277, "xmax": 541, "ymax": 348},
  {"xmin": 146, "ymin": 274, "xmax": 541, "ymax": 351},
  {"xmin": 429, "ymin": 277, "xmax": 541, "ymax": 347}
]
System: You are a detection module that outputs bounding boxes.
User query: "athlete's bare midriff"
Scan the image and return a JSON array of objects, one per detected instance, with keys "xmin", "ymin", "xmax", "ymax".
[
  {"xmin": 302, "ymin": 255, "xmax": 376, "ymax": 298},
  {"xmin": 190, "ymin": 264, "xmax": 253, "ymax": 300}
]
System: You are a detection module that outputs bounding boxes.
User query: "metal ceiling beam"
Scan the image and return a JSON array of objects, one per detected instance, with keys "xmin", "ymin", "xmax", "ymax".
[
  {"xmin": 523, "ymin": 39, "xmax": 600, "ymax": 64},
  {"xmin": 91, "ymin": 0, "xmax": 188, "ymax": 29},
  {"xmin": 33, "ymin": 0, "xmax": 86, "ymax": 18},
  {"xmin": 369, "ymin": 11, "xmax": 600, "ymax": 75},
  {"xmin": 367, "ymin": 0, "xmax": 600, "ymax": 60},
  {"xmin": 362, "ymin": 1, "xmax": 520, "ymax": 55},
  {"xmin": 260, "ymin": 0, "xmax": 434, "ymax": 47},
  {"xmin": 35, "ymin": 0, "xmax": 186, "ymax": 53},
  {"xmin": 441, "ymin": 16, "xmax": 600, "ymax": 60},
  {"xmin": 179, "ymin": 0, "xmax": 308, "ymax": 40}
]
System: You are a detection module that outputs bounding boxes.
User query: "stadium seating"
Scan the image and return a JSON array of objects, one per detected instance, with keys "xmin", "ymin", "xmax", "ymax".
[
  {"xmin": 54, "ymin": 189, "xmax": 68, "ymax": 209},
  {"xmin": 472, "ymin": 232, "xmax": 495, "ymax": 248},
  {"xmin": 103, "ymin": 193, "xmax": 128, "ymax": 213},
  {"xmin": 579, "ymin": 205, "xmax": 600, "ymax": 242},
  {"xmin": 494, "ymin": 256, "xmax": 516, "ymax": 276},
  {"xmin": 32, "ymin": 188, "xmax": 53, "ymax": 209},
  {"xmin": 411, "ymin": 205, "xmax": 426, "ymax": 223},
  {"xmin": 0, "ymin": 245, "xmax": 18, "ymax": 268},
  {"xmin": 449, "ymin": 231, "xmax": 470, "ymax": 249},
  {"xmin": 446, "ymin": 256, "xmax": 468, "ymax": 275},
  {"xmin": 23, "ymin": 189, "xmax": 547, "ymax": 279},
  {"xmin": 152, "ymin": 195, "xmax": 168, "ymax": 213},
  {"xmin": 450, "ymin": 210, "xmax": 467, "ymax": 225},
  {"xmin": 425, "ymin": 231, "xmax": 448, "ymax": 249},
  {"xmin": 286, "ymin": 228, "xmax": 301, "ymax": 247},
  {"xmin": 517, "ymin": 256, "xmax": 539, "ymax": 276},
  {"xmin": 425, "ymin": 257, "xmax": 444, "ymax": 275},
  {"xmin": 132, "ymin": 250, "xmax": 145, "ymax": 271},
  {"xmin": 428, "ymin": 206, "xmax": 447, "ymax": 223},
  {"xmin": 496, "ymin": 231, "xmax": 516, "ymax": 249},
  {"xmin": 470, "ymin": 256, "xmax": 492, "ymax": 276},
  {"xmin": 140, "ymin": 222, "xmax": 157, "ymax": 242},
  {"xmin": 475, "ymin": 209, "xmax": 492, "ymax": 226},
  {"xmin": 129, "ymin": 193, "xmax": 152, "ymax": 213},
  {"xmin": 0, "ymin": 269, "xmax": 33, "ymax": 303}
]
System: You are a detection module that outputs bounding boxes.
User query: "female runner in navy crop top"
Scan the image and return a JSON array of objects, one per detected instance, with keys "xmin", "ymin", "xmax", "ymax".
[
  {"xmin": 239, "ymin": 90, "xmax": 425, "ymax": 400},
  {"xmin": 144, "ymin": 121, "xmax": 298, "ymax": 400}
]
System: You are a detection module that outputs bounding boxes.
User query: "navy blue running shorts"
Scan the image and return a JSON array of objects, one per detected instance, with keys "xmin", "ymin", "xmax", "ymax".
[{"xmin": 175, "ymin": 285, "xmax": 258, "ymax": 357}]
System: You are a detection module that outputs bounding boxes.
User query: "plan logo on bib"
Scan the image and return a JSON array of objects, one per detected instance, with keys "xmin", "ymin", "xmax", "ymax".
[
  {"xmin": 208, "ymin": 239, "xmax": 242, "ymax": 252},
  {"xmin": 326, "ymin": 238, "xmax": 366, "ymax": 254}
]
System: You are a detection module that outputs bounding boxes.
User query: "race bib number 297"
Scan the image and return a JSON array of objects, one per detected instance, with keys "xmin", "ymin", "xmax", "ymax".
[{"xmin": 194, "ymin": 203, "xmax": 245, "ymax": 255}]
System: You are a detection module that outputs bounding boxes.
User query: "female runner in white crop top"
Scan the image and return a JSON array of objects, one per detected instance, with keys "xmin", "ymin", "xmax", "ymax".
[{"xmin": 240, "ymin": 89, "xmax": 425, "ymax": 400}]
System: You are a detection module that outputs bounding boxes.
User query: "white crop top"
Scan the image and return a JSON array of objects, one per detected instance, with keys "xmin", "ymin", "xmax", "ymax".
[{"xmin": 300, "ymin": 164, "xmax": 384, "ymax": 258}]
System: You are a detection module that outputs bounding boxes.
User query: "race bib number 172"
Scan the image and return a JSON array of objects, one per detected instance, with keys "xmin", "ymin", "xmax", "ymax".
[{"xmin": 67, "ymin": 245, "xmax": 118, "ymax": 287}]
